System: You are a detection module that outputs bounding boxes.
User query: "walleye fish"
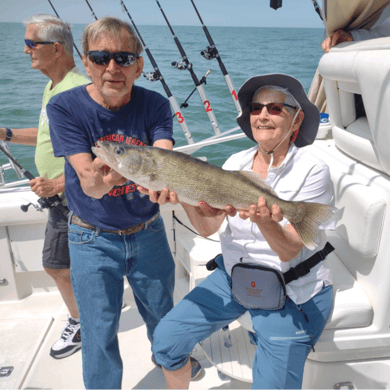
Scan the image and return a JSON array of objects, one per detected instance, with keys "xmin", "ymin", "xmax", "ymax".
[{"xmin": 92, "ymin": 141, "xmax": 338, "ymax": 250}]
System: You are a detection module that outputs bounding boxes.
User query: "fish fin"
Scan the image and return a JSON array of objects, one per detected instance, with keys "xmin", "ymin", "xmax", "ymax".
[
  {"xmin": 291, "ymin": 202, "xmax": 339, "ymax": 250},
  {"xmin": 234, "ymin": 170, "xmax": 278, "ymax": 197}
]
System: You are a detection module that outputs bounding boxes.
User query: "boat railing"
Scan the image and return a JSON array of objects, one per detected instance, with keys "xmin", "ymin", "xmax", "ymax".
[
  {"xmin": 0, "ymin": 142, "xmax": 29, "ymax": 189},
  {"xmin": 174, "ymin": 126, "xmax": 244, "ymax": 154}
]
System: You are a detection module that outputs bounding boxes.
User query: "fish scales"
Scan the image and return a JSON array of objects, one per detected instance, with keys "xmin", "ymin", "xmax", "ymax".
[{"xmin": 92, "ymin": 141, "xmax": 339, "ymax": 250}]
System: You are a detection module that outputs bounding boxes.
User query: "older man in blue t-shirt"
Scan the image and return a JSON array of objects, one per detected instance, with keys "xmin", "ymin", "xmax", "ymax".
[{"xmin": 47, "ymin": 17, "xmax": 200, "ymax": 389}]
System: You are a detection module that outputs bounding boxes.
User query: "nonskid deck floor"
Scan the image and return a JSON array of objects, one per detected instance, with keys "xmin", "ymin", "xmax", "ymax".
[{"xmin": 0, "ymin": 284, "xmax": 251, "ymax": 389}]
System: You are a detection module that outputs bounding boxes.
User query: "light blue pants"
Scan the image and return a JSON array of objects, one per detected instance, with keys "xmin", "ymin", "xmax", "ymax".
[
  {"xmin": 152, "ymin": 256, "xmax": 332, "ymax": 389},
  {"xmin": 68, "ymin": 214, "xmax": 175, "ymax": 389}
]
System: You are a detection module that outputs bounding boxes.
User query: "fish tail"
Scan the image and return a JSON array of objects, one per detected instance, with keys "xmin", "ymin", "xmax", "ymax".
[{"xmin": 290, "ymin": 202, "xmax": 338, "ymax": 250}]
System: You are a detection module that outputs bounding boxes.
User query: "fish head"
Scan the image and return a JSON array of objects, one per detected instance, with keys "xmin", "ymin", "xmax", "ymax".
[{"xmin": 92, "ymin": 141, "xmax": 145, "ymax": 180}]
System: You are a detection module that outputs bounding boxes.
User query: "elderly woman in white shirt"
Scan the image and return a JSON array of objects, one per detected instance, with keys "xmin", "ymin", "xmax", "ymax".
[{"xmin": 151, "ymin": 74, "xmax": 335, "ymax": 389}]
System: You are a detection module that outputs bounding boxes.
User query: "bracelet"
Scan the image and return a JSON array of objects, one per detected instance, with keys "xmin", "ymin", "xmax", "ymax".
[{"xmin": 5, "ymin": 128, "xmax": 12, "ymax": 142}]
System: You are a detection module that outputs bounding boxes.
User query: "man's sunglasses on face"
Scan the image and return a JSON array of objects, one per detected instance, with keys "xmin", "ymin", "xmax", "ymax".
[
  {"xmin": 24, "ymin": 39, "xmax": 64, "ymax": 49},
  {"xmin": 87, "ymin": 51, "xmax": 139, "ymax": 67}
]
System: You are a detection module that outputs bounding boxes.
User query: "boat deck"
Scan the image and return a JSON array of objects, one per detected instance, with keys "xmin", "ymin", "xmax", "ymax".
[{"xmin": 0, "ymin": 279, "xmax": 251, "ymax": 389}]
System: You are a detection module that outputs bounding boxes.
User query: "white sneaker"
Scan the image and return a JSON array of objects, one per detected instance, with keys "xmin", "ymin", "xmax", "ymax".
[{"xmin": 50, "ymin": 317, "xmax": 81, "ymax": 359}]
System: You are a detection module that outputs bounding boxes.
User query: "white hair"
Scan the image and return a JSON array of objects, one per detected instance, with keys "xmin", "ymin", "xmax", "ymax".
[
  {"xmin": 23, "ymin": 14, "xmax": 74, "ymax": 56},
  {"xmin": 252, "ymin": 85, "xmax": 301, "ymax": 114}
]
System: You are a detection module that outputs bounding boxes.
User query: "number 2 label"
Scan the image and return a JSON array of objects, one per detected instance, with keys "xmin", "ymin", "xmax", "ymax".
[{"xmin": 204, "ymin": 100, "xmax": 212, "ymax": 112}]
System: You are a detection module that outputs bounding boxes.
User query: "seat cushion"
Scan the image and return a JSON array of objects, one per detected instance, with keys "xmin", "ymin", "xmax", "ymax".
[{"xmin": 237, "ymin": 251, "xmax": 373, "ymax": 332}]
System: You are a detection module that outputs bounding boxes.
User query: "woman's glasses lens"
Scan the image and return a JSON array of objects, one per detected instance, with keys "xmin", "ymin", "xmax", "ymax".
[
  {"xmin": 250, "ymin": 103, "xmax": 284, "ymax": 115},
  {"xmin": 87, "ymin": 51, "xmax": 138, "ymax": 67}
]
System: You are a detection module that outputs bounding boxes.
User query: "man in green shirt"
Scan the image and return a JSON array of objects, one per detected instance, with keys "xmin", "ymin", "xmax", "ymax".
[{"xmin": 0, "ymin": 14, "xmax": 89, "ymax": 359}]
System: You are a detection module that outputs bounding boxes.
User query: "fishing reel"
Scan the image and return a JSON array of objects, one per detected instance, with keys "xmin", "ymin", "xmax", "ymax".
[
  {"xmin": 21, "ymin": 195, "xmax": 69, "ymax": 220},
  {"xmin": 171, "ymin": 60, "xmax": 191, "ymax": 70},
  {"xmin": 201, "ymin": 46, "xmax": 218, "ymax": 60},
  {"xmin": 143, "ymin": 71, "xmax": 160, "ymax": 82}
]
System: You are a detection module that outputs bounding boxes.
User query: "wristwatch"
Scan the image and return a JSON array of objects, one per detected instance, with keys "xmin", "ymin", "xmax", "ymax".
[{"xmin": 4, "ymin": 128, "xmax": 12, "ymax": 142}]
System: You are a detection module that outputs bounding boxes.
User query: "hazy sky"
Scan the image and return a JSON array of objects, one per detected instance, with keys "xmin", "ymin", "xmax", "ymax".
[{"xmin": 0, "ymin": 0, "xmax": 325, "ymax": 28}]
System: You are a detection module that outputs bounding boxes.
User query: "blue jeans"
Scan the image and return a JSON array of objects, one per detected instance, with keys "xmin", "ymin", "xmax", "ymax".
[
  {"xmin": 152, "ymin": 256, "xmax": 332, "ymax": 389},
  {"xmin": 68, "ymin": 214, "xmax": 175, "ymax": 389}
]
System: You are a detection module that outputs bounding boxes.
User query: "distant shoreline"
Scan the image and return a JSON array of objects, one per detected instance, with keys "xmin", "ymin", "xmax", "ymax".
[{"xmin": 0, "ymin": 21, "xmax": 323, "ymax": 29}]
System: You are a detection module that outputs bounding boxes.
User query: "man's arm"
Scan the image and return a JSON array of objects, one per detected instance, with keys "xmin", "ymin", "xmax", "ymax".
[
  {"xmin": 0, "ymin": 127, "xmax": 38, "ymax": 146},
  {"xmin": 67, "ymin": 152, "xmax": 128, "ymax": 199},
  {"xmin": 153, "ymin": 139, "xmax": 173, "ymax": 150}
]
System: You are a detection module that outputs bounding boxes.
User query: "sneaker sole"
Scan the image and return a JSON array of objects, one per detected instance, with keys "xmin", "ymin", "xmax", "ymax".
[{"xmin": 50, "ymin": 344, "xmax": 82, "ymax": 359}]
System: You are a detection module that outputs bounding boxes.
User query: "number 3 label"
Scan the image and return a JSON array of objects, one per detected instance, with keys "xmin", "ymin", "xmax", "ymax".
[{"xmin": 175, "ymin": 112, "xmax": 184, "ymax": 123}]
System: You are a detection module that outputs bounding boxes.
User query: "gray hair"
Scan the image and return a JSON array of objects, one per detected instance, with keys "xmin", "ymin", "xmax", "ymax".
[
  {"xmin": 253, "ymin": 85, "xmax": 301, "ymax": 115},
  {"xmin": 82, "ymin": 17, "xmax": 143, "ymax": 56},
  {"xmin": 23, "ymin": 14, "xmax": 74, "ymax": 56}
]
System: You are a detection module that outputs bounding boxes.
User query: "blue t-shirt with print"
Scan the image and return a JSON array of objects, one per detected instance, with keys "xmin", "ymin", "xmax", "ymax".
[{"xmin": 47, "ymin": 84, "xmax": 174, "ymax": 230}]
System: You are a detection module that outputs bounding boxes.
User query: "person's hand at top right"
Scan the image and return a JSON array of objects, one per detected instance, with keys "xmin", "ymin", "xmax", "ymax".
[{"xmin": 322, "ymin": 29, "xmax": 353, "ymax": 52}]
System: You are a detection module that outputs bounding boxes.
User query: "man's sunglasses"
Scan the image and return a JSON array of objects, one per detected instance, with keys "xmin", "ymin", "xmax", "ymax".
[
  {"xmin": 87, "ymin": 51, "xmax": 139, "ymax": 67},
  {"xmin": 24, "ymin": 39, "xmax": 63, "ymax": 49},
  {"xmin": 249, "ymin": 102, "xmax": 297, "ymax": 116}
]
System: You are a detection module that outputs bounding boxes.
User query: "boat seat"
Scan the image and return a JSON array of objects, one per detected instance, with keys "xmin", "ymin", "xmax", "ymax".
[
  {"xmin": 237, "ymin": 249, "xmax": 373, "ymax": 332},
  {"xmin": 238, "ymin": 173, "xmax": 386, "ymax": 333}
]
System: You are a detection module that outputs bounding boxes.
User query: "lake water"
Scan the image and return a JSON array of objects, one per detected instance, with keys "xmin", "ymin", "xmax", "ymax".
[{"xmin": 0, "ymin": 21, "xmax": 325, "ymax": 181}]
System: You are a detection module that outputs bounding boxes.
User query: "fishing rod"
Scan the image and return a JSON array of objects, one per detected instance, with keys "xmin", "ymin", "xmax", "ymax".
[
  {"xmin": 85, "ymin": 0, "xmax": 194, "ymax": 143},
  {"xmin": 0, "ymin": 143, "xmax": 69, "ymax": 221},
  {"xmin": 155, "ymin": 0, "xmax": 221, "ymax": 136},
  {"xmin": 190, "ymin": 0, "xmax": 241, "ymax": 114},
  {"xmin": 47, "ymin": 0, "xmax": 83, "ymax": 60},
  {"xmin": 174, "ymin": 69, "xmax": 211, "ymax": 115},
  {"xmin": 84, "ymin": 0, "xmax": 98, "ymax": 20},
  {"xmin": 119, "ymin": 0, "xmax": 194, "ymax": 144},
  {"xmin": 310, "ymin": 0, "xmax": 324, "ymax": 21}
]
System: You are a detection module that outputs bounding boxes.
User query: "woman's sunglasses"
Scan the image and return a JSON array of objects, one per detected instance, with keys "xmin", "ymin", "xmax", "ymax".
[
  {"xmin": 249, "ymin": 102, "xmax": 297, "ymax": 116},
  {"xmin": 24, "ymin": 39, "xmax": 63, "ymax": 49},
  {"xmin": 87, "ymin": 51, "xmax": 139, "ymax": 67}
]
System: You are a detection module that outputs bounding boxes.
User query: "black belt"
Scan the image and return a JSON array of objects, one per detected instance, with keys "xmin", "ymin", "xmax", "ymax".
[{"xmin": 283, "ymin": 242, "xmax": 335, "ymax": 284}]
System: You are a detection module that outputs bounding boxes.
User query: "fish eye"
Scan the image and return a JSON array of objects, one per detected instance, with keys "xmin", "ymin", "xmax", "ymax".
[{"xmin": 115, "ymin": 146, "xmax": 125, "ymax": 155}]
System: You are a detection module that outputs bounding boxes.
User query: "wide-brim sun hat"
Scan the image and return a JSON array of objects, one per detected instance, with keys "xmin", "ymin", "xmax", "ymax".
[{"xmin": 236, "ymin": 73, "xmax": 320, "ymax": 148}]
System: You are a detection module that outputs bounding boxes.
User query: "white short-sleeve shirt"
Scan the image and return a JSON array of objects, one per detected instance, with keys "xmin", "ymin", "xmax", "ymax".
[{"xmin": 220, "ymin": 143, "xmax": 335, "ymax": 305}]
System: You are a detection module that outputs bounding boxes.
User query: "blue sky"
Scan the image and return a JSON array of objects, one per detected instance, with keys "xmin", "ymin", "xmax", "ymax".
[{"xmin": 0, "ymin": 0, "xmax": 325, "ymax": 28}]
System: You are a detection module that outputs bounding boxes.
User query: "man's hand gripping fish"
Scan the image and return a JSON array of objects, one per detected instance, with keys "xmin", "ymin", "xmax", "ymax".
[{"xmin": 92, "ymin": 141, "xmax": 338, "ymax": 250}]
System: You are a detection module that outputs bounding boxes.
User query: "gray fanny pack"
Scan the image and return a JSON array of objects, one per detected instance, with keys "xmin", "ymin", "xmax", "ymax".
[{"xmin": 230, "ymin": 242, "xmax": 334, "ymax": 311}]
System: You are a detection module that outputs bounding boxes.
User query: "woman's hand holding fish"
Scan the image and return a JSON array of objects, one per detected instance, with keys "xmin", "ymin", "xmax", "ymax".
[
  {"xmin": 240, "ymin": 196, "xmax": 304, "ymax": 262},
  {"xmin": 239, "ymin": 196, "xmax": 283, "ymax": 225}
]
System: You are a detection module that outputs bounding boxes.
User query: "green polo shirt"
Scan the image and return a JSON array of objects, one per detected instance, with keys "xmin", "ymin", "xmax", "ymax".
[{"xmin": 35, "ymin": 67, "xmax": 90, "ymax": 180}]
